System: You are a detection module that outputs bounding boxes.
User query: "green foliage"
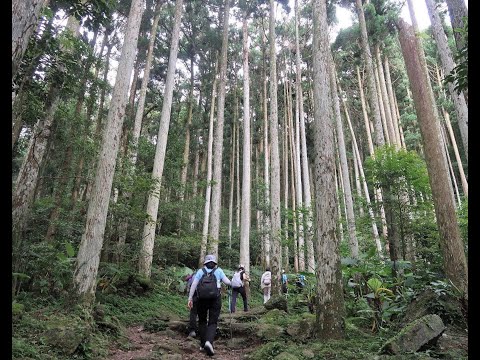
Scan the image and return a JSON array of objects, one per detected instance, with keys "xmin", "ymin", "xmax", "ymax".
[
  {"xmin": 247, "ymin": 341, "xmax": 286, "ymax": 360},
  {"xmin": 14, "ymin": 241, "xmax": 76, "ymax": 297},
  {"xmin": 365, "ymin": 146, "xmax": 431, "ymax": 194},
  {"xmin": 98, "ymin": 282, "xmax": 189, "ymax": 326},
  {"xmin": 444, "ymin": 18, "xmax": 468, "ymax": 94}
]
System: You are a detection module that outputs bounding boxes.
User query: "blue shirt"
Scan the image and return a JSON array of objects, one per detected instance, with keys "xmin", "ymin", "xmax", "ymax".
[
  {"xmin": 193, "ymin": 266, "xmax": 226, "ymax": 285},
  {"xmin": 282, "ymin": 274, "xmax": 288, "ymax": 284},
  {"xmin": 188, "ymin": 266, "xmax": 231, "ymax": 301}
]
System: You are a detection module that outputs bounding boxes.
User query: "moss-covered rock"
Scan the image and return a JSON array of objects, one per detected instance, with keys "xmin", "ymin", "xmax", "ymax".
[
  {"xmin": 274, "ymin": 352, "xmax": 300, "ymax": 360},
  {"xmin": 41, "ymin": 314, "xmax": 91, "ymax": 355},
  {"xmin": 286, "ymin": 314, "xmax": 316, "ymax": 342},
  {"xmin": 144, "ymin": 317, "xmax": 168, "ymax": 332},
  {"xmin": 264, "ymin": 296, "xmax": 288, "ymax": 312},
  {"xmin": 261, "ymin": 308, "xmax": 288, "ymax": 326},
  {"xmin": 256, "ymin": 323, "xmax": 285, "ymax": 341},
  {"xmin": 381, "ymin": 314, "xmax": 446, "ymax": 355},
  {"xmin": 12, "ymin": 301, "xmax": 25, "ymax": 321},
  {"xmin": 302, "ymin": 349, "xmax": 315, "ymax": 359}
]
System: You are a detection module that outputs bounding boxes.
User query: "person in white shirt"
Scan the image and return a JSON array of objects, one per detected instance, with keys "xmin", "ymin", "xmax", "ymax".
[{"xmin": 260, "ymin": 267, "xmax": 272, "ymax": 303}]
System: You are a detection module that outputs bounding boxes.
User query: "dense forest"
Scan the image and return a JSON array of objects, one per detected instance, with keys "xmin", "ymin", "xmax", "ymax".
[{"xmin": 12, "ymin": 0, "xmax": 468, "ymax": 359}]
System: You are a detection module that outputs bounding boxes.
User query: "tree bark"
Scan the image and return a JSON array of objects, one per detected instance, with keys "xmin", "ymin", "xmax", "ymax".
[
  {"xmin": 12, "ymin": 0, "xmax": 48, "ymax": 79},
  {"xmin": 269, "ymin": 0, "xmax": 282, "ymax": 296},
  {"xmin": 199, "ymin": 57, "xmax": 219, "ymax": 268},
  {"xmin": 189, "ymin": 136, "xmax": 200, "ymax": 230},
  {"xmin": 261, "ymin": 28, "xmax": 271, "ymax": 269},
  {"xmin": 425, "ymin": 0, "xmax": 468, "ymax": 160},
  {"xmin": 355, "ymin": 0, "xmax": 385, "ymax": 147},
  {"xmin": 312, "ymin": 0, "xmax": 345, "ymax": 340},
  {"xmin": 342, "ymin": 94, "xmax": 383, "ymax": 258},
  {"xmin": 375, "ymin": 45, "xmax": 397, "ymax": 147},
  {"xmin": 445, "ymin": 0, "xmax": 468, "ymax": 53},
  {"xmin": 208, "ymin": 0, "xmax": 230, "ymax": 258},
  {"xmin": 239, "ymin": 8, "xmax": 251, "ymax": 278},
  {"xmin": 383, "ymin": 56, "xmax": 402, "ymax": 147},
  {"xmin": 397, "ymin": 18, "xmax": 468, "ymax": 301},
  {"xmin": 138, "ymin": 0, "xmax": 184, "ymax": 278},
  {"xmin": 330, "ymin": 58, "xmax": 358, "ymax": 259},
  {"xmin": 72, "ymin": 0, "xmax": 146, "ymax": 303}
]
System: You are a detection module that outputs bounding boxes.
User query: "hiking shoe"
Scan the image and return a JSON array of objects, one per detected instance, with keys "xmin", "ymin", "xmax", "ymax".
[
  {"xmin": 204, "ymin": 341, "xmax": 214, "ymax": 356},
  {"xmin": 188, "ymin": 330, "xmax": 196, "ymax": 338}
]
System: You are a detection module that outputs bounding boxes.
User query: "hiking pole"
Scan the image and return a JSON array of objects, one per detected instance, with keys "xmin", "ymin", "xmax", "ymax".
[{"xmin": 228, "ymin": 287, "xmax": 233, "ymax": 339}]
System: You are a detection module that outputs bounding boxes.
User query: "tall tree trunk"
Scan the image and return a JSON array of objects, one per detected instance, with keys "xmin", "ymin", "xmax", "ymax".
[
  {"xmin": 72, "ymin": 0, "xmax": 146, "ymax": 303},
  {"xmin": 355, "ymin": 0, "xmax": 385, "ymax": 147},
  {"xmin": 12, "ymin": 0, "xmax": 48, "ymax": 80},
  {"xmin": 342, "ymin": 93, "xmax": 383, "ymax": 257},
  {"xmin": 288, "ymin": 98, "xmax": 297, "ymax": 273},
  {"xmin": 13, "ymin": 14, "xmax": 81, "ymax": 270},
  {"xmin": 235, "ymin": 85, "xmax": 241, "ymax": 230},
  {"xmin": 356, "ymin": 66, "xmax": 375, "ymax": 155},
  {"xmin": 442, "ymin": 109, "xmax": 468, "ymax": 198},
  {"xmin": 228, "ymin": 115, "xmax": 236, "ymax": 252},
  {"xmin": 397, "ymin": 18, "xmax": 468, "ymax": 302},
  {"xmin": 373, "ymin": 58, "xmax": 391, "ymax": 145},
  {"xmin": 335, "ymin": 165, "xmax": 345, "ymax": 245},
  {"xmin": 269, "ymin": 0, "xmax": 282, "ymax": 295},
  {"xmin": 283, "ymin": 81, "xmax": 293, "ymax": 272},
  {"xmin": 285, "ymin": 77, "xmax": 299, "ymax": 272},
  {"xmin": 445, "ymin": 0, "xmax": 468, "ymax": 53},
  {"xmin": 330, "ymin": 58, "xmax": 358, "ymax": 259},
  {"xmin": 190, "ymin": 136, "xmax": 200, "ymax": 230},
  {"xmin": 46, "ymin": 28, "xmax": 99, "ymax": 241},
  {"xmin": 393, "ymin": 94, "xmax": 407, "ymax": 150},
  {"xmin": 208, "ymin": 0, "xmax": 230, "ymax": 258},
  {"xmin": 375, "ymin": 45, "xmax": 397, "ymax": 147},
  {"xmin": 383, "ymin": 57, "xmax": 402, "ymax": 147},
  {"xmin": 13, "ymin": 86, "xmax": 60, "ymax": 258},
  {"xmin": 240, "ymin": 7, "xmax": 251, "ymax": 285},
  {"xmin": 312, "ymin": 0, "xmax": 345, "ymax": 340},
  {"xmin": 352, "ymin": 141, "xmax": 364, "ymax": 216},
  {"xmin": 440, "ymin": 124, "xmax": 461, "ymax": 207},
  {"xmin": 199, "ymin": 61, "xmax": 218, "ymax": 268},
  {"xmin": 261, "ymin": 30, "xmax": 271, "ymax": 268},
  {"xmin": 425, "ymin": 0, "xmax": 468, "ymax": 159},
  {"xmin": 130, "ymin": 1, "xmax": 163, "ymax": 165},
  {"xmin": 138, "ymin": 0, "xmax": 184, "ymax": 278},
  {"xmin": 179, "ymin": 61, "xmax": 195, "ymax": 207}
]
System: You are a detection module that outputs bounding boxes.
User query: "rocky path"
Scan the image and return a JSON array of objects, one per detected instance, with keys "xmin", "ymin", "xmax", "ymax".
[{"xmin": 107, "ymin": 323, "xmax": 261, "ymax": 360}]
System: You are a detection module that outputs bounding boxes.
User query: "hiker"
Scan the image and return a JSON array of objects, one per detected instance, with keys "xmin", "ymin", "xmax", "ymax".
[
  {"xmin": 260, "ymin": 267, "xmax": 272, "ymax": 303},
  {"xmin": 185, "ymin": 271, "xmax": 198, "ymax": 337},
  {"xmin": 187, "ymin": 254, "xmax": 231, "ymax": 357},
  {"xmin": 230, "ymin": 264, "xmax": 250, "ymax": 313},
  {"xmin": 281, "ymin": 269, "xmax": 288, "ymax": 294},
  {"xmin": 295, "ymin": 273, "xmax": 306, "ymax": 292}
]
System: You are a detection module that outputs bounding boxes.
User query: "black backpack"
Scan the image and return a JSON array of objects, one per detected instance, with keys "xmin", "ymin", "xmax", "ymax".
[{"xmin": 196, "ymin": 268, "xmax": 219, "ymax": 300}]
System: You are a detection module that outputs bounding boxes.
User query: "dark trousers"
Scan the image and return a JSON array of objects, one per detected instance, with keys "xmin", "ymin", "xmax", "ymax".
[
  {"xmin": 197, "ymin": 295, "xmax": 222, "ymax": 346},
  {"xmin": 188, "ymin": 298, "xmax": 198, "ymax": 332},
  {"xmin": 231, "ymin": 286, "xmax": 248, "ymax": 312}
]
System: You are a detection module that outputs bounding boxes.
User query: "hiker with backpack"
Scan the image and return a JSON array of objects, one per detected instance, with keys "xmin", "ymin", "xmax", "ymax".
[
  {"xmin": 187, "ymin": 254, "xmax": 231, "ymax": 356},
  {"xmin": 230, "ymin": 264, "xmax": 250, "ymax": 313},
  {"xmin": 260, "ymin": 267, "xmax": 272, "ymax": 303}
]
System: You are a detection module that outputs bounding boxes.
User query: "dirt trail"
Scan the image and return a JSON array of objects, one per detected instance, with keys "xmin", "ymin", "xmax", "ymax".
[{"xmin": 108, "ymin": 324, "xmax": 260, "ymax": 360}]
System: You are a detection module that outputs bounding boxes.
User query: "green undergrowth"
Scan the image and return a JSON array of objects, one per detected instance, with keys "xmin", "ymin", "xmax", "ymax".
[
  {"xmin": 247, "ymin": 320, "xmax": 391, "ymax": 360},
  {"xmin": 97, "ymin": 284, "xmax": 189, "ymax": 326}
]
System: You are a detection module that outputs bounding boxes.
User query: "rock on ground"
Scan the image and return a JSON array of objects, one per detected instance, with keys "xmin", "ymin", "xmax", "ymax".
[{"xmin": 381, "ymin": 314, "xmax": 446, "ymax": 355}]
